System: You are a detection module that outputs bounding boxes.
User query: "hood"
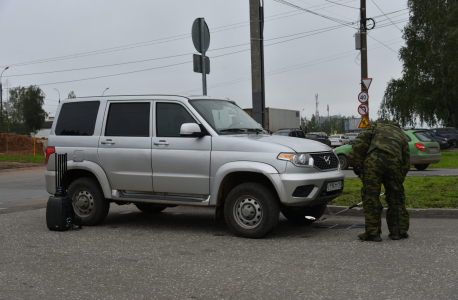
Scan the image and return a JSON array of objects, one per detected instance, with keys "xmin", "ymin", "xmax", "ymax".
[{"xmin": 213, "ymin": 134, "xmax": 332, "ymax": 153}]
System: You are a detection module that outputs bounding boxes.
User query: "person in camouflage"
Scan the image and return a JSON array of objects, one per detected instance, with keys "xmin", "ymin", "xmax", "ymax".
[{"xmin": 348, "ymin": 121, "xmax": 410, "ymax": 242}]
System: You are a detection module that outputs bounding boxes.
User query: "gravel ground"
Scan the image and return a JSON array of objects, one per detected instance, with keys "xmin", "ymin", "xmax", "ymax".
[{"xmin": 0, "ymin": 204, "xmax": 457, "ymax": 300}]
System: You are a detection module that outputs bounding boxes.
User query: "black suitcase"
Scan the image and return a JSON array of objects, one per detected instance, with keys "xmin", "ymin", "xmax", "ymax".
[
  {"xmin": 46, "ymin": 153, "xmax": 82, "ymax": 231},
  {"xmin": 46, "ymin": 196, "xmax": 74, "ymax": 231}
]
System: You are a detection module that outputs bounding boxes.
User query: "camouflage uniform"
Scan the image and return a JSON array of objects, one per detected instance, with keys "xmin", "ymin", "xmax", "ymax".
[{"xmin": 348, "ymin": 122, "xmax": 410, "ymax": 240}]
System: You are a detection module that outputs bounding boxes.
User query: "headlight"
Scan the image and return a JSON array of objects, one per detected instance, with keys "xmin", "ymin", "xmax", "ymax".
[
  {"xmin": 445, "ymin": 138, "xmax": 448, "ymax": 141},
  {"xmin": 277, "ymin": 153, "xmax": 314, "ymax": 167}
]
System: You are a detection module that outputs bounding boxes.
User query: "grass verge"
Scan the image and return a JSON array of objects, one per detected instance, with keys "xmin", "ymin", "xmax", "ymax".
[
  {"xmin": 429, "ymin": 152, "xmax": 458, "ymax": 168},
  {"xmin": 331, "ymin": 177, "xmax": 458, "ymax": 209},
  {"xmin": 0, "ymin": 154, "xmax": 45, "ymax": 163}
]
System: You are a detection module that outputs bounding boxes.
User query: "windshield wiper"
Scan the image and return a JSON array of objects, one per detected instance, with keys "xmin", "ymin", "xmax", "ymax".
[{"xmin": 219, "ymin": 128, "xmax": 247, "ymax": 133}]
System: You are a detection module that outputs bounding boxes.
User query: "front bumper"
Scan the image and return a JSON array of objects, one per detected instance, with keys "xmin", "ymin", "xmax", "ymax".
[{"xmin": 278, "ymin": 164, "xmax": 345, "ymax": 207}]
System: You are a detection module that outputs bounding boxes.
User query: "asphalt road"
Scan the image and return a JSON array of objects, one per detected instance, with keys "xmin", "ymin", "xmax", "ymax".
[{"xmin": 1, "ymin": 204, "xmax": 457, "ymax": 300}]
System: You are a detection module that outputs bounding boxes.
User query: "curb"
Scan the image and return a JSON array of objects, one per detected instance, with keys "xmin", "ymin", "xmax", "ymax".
[{"xmin": 325, "ymin": 206, "xmax": 458, "ymax": 219}]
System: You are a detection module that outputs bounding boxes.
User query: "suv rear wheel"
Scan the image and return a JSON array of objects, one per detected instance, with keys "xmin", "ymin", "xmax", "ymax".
[
  {"xmin": 68, "ymin": 177, "xmax": 110, "ymax": 226},
  {"xmin": 281, "ymin": 203, "xmax": 328, "ymax": 224},
  {"xmin": 224, "ymin": 182, "xmax": 279, "ymax": 239}
]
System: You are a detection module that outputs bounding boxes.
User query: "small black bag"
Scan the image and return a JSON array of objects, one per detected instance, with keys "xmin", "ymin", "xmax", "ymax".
[{"xmin": 46, "ymin": 153, "xmax": 82, "ymax": 231}]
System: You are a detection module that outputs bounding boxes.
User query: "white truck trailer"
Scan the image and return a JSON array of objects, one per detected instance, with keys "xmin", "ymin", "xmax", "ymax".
[{"xmin": 243, "ymin": 107, "xmax": 300, "ymax": 132}]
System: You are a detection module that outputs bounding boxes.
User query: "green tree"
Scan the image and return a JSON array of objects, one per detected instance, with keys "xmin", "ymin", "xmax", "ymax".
[
  {"xmin": 307, "ymin": 114, "xmax": 321, "ymax": 132},
  {"xmin": 68, "ymin": 91, "xmax": 76, "ymax": 98},
  {"xmin": 379, "ymin": 0, "xmax": 458, "ymax": 127},
  {"xmin": 8, "ymin": 85, "xmax": 47, "ymax": 135}
]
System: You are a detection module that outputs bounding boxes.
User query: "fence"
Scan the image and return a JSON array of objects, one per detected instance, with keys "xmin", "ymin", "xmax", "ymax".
[{"xmin": 0, "ymin": 133, "xmax": 46, "ymax": 156}]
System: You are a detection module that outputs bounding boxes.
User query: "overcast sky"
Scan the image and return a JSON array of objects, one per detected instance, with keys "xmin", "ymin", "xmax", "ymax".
[{"xmin": 0, "ymin": 0, "xmax": 408, "ymax": 120}]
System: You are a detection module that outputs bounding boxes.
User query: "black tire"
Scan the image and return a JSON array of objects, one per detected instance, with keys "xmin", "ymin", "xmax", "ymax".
[
  {"xmin": 68, "ymin": 177, "xmax": 110, "ymax": 226},
  {"xmin": 414, "ymin": 164, "xmax": 429, "ymax": 171},
  {"xmin": 134, "ymin": 204, "xmax": 167, "ymax": 214},
  {"xmin": 281, "ymin": 203, "xmax": 328, "ymax": 225},
  {"xmin": 338, "ymin": 154, "xmax": 349, "ymax": 170},
  {"xmin": 224, "ymin": 182, "xmax": 280, "ymax": 239}
]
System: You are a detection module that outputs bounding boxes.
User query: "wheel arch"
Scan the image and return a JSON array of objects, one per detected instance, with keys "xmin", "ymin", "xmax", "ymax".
[
  {"xmin": 210, "ymin": 162, "xmax": 284, "ymax": 206},
  {"xmin": 66, "ymin": 161, "xmax": 112, "ymax": 199}
]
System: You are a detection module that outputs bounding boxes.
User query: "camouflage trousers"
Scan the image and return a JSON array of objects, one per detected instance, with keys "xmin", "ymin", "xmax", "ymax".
[{"xmin": 360, "ymin": 149, "xmax": 410, "ymax": 236}]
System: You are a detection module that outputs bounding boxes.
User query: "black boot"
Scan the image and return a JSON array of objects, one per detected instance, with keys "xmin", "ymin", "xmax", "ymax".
[
  {"xmin": 358, "ymin": 233, "xmax": 382, "ymax": 242},
  {"xmin": 389, "ymin": 233, "xmax": 409, "ymax": 240}
]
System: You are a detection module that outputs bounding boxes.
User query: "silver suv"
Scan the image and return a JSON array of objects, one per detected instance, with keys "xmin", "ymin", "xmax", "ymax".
[{"xmin": 45, "ymin": 95, "xmax": 345, "ymax": 238}]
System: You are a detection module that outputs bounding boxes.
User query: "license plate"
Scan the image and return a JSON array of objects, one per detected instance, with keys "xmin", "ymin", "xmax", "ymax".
[
  {"xmin": 327, "ymin": 181, "xmax": 342, "ymax": 191},
  {"xmin": 430, "ymin": 148, "xmax": 437, "ymax": 153}
]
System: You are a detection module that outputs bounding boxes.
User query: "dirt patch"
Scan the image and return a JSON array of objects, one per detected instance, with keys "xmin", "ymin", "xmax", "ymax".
[
  {"xmin": 0, "ymin": 161, "xmax": 45, "ymax": 171},
  {"xmin": 0, "ymin": 133, "xmax": 46, "ymax": 155}
]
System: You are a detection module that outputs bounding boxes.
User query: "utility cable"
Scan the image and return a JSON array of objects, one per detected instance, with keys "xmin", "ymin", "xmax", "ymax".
[
  {"xmin": 371, "ymin": 0, "xmax": 403, "ymax": 33},
  {"xmin": 324, "ymin": 0, "xmax": 359, "ymax": 9},
  {"xmin": 0, "ymin": 0, "xmax": 357, "ymax": 69}
]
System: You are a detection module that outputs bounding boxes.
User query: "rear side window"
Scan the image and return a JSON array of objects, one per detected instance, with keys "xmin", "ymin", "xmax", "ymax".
[
  {"xmin": 297, "ymin": 131, "xmax": 305, "ymax": 138},
  {"xmin": 273, "ymin": 132, "xmax": 289, "ymax": 136},
  {"xmin": 55, "ymin": 101, "xmax": 100, "ymax": 136},
  {"xmin": 105, "ymin": 103, "xmax": 150, "ymax": 137},
  {"xmin": 413, "ymin": 131, "xmax": 436, "ymax": 142},
  {"xmin": 156, "ymin": 103, "xmax": 196, "ymax": 137}
]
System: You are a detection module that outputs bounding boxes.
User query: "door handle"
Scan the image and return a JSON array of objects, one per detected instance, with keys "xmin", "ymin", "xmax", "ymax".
[
  {"xmin": 101, "ymin": 141, "xmax": 115, "ymax": 145},
  {"xmin": 154, "ymin": 140, "xmax": 169, "ymax": 145}
]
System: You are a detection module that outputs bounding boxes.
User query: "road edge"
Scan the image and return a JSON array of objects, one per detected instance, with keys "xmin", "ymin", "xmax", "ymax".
[{"xmin": 326, "ymin": 205, "xmax": 458, "ymax": 219}]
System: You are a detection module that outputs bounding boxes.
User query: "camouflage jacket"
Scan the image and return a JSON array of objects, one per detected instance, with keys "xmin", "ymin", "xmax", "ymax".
[{"xmin": 348, "ymin": 123, "xmax": 410, "ymax": 176}]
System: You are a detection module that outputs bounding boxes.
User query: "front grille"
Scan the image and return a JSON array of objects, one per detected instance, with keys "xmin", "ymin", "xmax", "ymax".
[{"xmin": 310, "ymin": 152, "xmax": 339, "ymax": 171}]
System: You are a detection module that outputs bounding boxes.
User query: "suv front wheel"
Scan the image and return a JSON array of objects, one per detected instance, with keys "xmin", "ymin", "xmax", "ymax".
[
  {"xmin": 68, "ymin": 177, "xmax": 110, "ymax": 226},
  {"xmin": 224, "ymin": 182, "xmax": 279, "ymax": 239}
]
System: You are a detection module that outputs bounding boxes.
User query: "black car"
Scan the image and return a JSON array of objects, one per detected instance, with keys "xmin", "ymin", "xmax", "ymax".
[
  {"xmin": 417, "ymin": 128, "xmax": 449, "ymax": 149},
  {"xmin": 431, "ymin": 127, "xmax": 458, "ymax": 148},
  {"xmin": 272, "ymin": 129, "xmax": 305, "ymax": 138},
  {"xmin": 305, "ymin": 133, "xmax": 332, "ymax": 147}
]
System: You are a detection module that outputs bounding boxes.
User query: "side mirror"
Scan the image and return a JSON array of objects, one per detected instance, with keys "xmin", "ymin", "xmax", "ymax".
[{"xmin": 180, "ymin": 123, "xmax": 206, "ymax": 137}]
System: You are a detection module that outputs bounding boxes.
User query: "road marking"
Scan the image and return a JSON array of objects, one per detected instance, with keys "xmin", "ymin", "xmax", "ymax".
[{"xmin": 0, "ymin": 208, "xmax": 7, "ymax": 210}]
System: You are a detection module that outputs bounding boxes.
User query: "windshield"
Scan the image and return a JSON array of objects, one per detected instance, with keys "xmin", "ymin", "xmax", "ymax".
[{"xmin": 190, "ymin": 100, "xmax": 265, "ymax": 134}]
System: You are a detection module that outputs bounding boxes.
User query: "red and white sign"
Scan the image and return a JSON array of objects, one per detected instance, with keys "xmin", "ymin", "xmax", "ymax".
[
  {"xmin": 358, "ymin": 91, "xmax": 369, "ymax": 103},
  {"xmin": 361, "ymin": 78, "xmax": 373, "ymax": 90},
  {"xmin": 358, "ymin": 103, "xmax": 369, "ymax": 115}
]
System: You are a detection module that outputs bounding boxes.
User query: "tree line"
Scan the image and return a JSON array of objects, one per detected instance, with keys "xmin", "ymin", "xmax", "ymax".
[{"xmin": 2, "ymin": 85, "xmax": 75, "ymax": 135}]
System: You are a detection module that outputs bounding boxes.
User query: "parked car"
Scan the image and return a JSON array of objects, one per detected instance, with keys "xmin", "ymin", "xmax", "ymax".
[
  {"xmin": 416, "ymin": 128, "xmax": 449, "ymax": 149},
  {"xmin": 344, "ymin": 132, "xmax": 360, "ymax": 141},
  {"xmin": 431, "ymin": 127, "xmax": 458, "ymax": 148},
  {"xmin": 329, "ymin": 134, "xmax": 350, "ymax": 147},
  {"xmin": 305, "ymin": 133, "xmax": 332, "ymax": 147},
  {"xmin": 45, "ymin": 95, "xmax": 345, "ymax": 238},
  {"xmin": 334, "ymin": 129, "xmax": 441, "ymax": 170},
  {"xmin": 272, "ymin": 128, "xmax": 305, "ymax": 138}
]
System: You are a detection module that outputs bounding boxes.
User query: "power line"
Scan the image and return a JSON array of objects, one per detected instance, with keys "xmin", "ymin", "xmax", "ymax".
[
  {"xmin": 180, "ymin": 37, "xmax": 404, "ymax": 94},
  {"xmin": 324, "ymin": 0, "xmax": 359, "ymax": 9},
  {"xmin": 0, "ymin": 0, "xmax": 357, "ymax": 69},
  {"xmin": 371, "ymin": 0, "xmax": 403, "ymax": 33},
  {"xmin": 31, "ymin": 9, "xmax": 407, "ymax": 86}
]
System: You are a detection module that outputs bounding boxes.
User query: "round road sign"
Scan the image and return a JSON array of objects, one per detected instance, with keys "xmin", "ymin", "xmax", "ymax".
[
  {"xmin": 358, "ymin": 91, "xmax": 369, "ymax": 103},
  {"xmin": 358, "ymin": 104, "xmax": 369, "ymax": 116}
]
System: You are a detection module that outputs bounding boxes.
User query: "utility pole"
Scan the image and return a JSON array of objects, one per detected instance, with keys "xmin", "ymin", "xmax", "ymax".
[
  {"xmin": 249, "ymin": 0, "xmax": 266, "ymax": 127},
  {"xmin": 360, "ymin": 0, "xmax": 368, "ymax": 119},
  {"xmin": 0, "ymin": 67, "xmax": 9, "ymax": 133},
  {"xmin": 315, "ymin": 94, "xmax": 319, "ymax": 128}
]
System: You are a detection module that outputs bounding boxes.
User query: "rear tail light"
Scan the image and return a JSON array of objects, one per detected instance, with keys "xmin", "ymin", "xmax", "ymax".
[
  {"xmin": 315, "ymin": 138, "xmax": 320, "ymax": 141},
  {"xmin": 339, "ymin": 139, "xmax": 342, "ymax": 142},
  {"xmin": 414, "ymin": 143, "xmax": 426, "ymax": 151},
  {"xmin": 45, "ymin": 146, "xmax": 55, "ymax": 164}
]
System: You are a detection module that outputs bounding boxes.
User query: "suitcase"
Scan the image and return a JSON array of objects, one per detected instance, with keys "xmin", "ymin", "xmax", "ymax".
[{"xmin": 46, "ymin": 196, "xmax": 74, "ymax": 231}]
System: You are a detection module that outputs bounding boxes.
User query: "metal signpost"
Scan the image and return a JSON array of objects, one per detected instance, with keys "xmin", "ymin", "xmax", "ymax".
[{"xmin": 192, "ymin": 18, "xmax": 210, "ymax": 95}]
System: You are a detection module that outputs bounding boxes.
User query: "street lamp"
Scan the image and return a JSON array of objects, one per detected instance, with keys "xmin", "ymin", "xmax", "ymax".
[
  {"xmin": 102, "ymin": 87, "xmax": 109, "ymax": 96},
  {"xmin": 0, "ymin": 66, "xmax": 9, "ymax": 133},
  {"xmin": 301, "ymin": 109, "xmax": 306, "ymax": 133},
  {"xmin": 53, "ymin": 87, "xmax": 61, "ymax": 104}
]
